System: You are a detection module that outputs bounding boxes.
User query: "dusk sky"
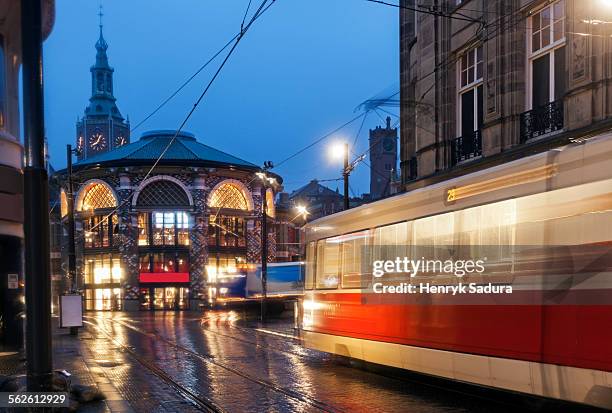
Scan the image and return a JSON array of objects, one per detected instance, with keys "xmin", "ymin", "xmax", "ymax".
[{"xmin": 43, "ymin": 0, "xmax": 399, "ymax": 194}]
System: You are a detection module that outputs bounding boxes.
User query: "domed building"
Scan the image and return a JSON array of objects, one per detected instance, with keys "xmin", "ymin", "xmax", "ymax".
[
  {"xmin": 56, "ymin": 24, "xmax": 280, "ymax": 311},
  {"xmin": 58, "ymin": 129, "xmax": 280, "ymax": 311}
]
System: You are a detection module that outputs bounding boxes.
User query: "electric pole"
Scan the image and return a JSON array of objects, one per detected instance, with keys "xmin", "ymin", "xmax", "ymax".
[
  {"xmin": 66, "ymin": 145, "xmax": 77, "ymax": 293},
  {"xmin": 259, "ymin": 161, "xmax": 274, "ymax": 322},
  {"xmin": 22, "ymin": 0, "xmax": 53, "ymax": 391},
  {"xmin": 66, "ymin": 145, "xmax": 79, "ymax": 335}
]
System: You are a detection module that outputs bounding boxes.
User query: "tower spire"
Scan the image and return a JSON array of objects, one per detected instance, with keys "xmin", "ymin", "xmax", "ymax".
[
  {"xmin": 77, "ymin": 2, "xmax": 130, "ymax": 161},
  {"xmin": 95, "ymin": 4, "xmax": 108, "ymax": 53},
  {"xmin": 98, "ymin": 4, "xmax": 103, "ymax": 30}
]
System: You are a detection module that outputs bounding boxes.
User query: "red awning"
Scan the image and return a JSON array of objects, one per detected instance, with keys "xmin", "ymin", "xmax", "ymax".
[{"xmin": 139, "ymin": 272, "xmax": 190, "ymax": 283}]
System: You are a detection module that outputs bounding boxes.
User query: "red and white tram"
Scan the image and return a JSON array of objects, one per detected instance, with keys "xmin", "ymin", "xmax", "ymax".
[{"xmin": 300, "ymin": 133, "xmax": 612, "ymax": 410}]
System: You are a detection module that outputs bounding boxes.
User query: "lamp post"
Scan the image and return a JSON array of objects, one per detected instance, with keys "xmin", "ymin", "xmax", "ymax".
[
  {"xmin": 22, "ymin": 0, "xmax": 52, "ymax": 391},
  {"xmin": 257, "ymin": 161, "xmax": 275, "ymax": 321},
  {"xmin": 330, "ymin": 143, "xmax": 366, "ymax": 211},
  {"xmin": 330, "ymin": 142, "xmax": 349, "ymax": 210},
  {"xmin": 66, "ymin": 145, "xmax": 80, "ymax": 335},
  {"xmin": 66, "ymin": 145, "xmax": 77, "ymax": 293}
]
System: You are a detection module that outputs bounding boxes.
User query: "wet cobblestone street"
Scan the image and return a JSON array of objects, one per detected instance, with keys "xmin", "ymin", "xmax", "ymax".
[{"xmin": 78, "ymin": 310, "xmax": 524, "ymax": 413}]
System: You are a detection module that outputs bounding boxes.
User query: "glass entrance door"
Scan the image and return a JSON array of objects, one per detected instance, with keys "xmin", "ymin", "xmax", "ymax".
[{"xmin": 141, "ymin": 287, "xmax": 189, "ymax": 310}]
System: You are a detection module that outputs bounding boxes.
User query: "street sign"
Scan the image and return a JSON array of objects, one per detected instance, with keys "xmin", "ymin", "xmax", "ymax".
[
  {"xmin": 59, "ymin": 294, "xmax": 83, "ymax": 328},
  {"xmin": 7, "ymin": 274, "xmax": 18, "ymax": 289}
]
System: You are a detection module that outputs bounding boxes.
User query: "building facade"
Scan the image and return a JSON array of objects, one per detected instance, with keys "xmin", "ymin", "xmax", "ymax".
[
  {"xmin": 399, "ymin": 0, "xmax": 612, "ymax": 188},
  {"xmin": 288, "ymin": 180, "xmax": 344, "ymax": 221},
  {"xmin": 274, "ymin": 192, "xmax": 304, "ymax": 262},
  {"xmin": 56, "ymin": 29, "xmax": 280, "ymax": 311},
  {"xmin": 57, "ymin": 130, "xmax": 280, "ymax": 311}
]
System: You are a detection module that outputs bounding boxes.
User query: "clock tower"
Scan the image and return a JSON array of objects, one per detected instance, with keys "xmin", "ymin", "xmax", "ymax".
[
  {"xmin": 368, "ymin": 117, "xmax": 398, "ymax": 200},
  {"xmin": 76, "ymin": 10, "xmax": 129, "ymax": 160}
]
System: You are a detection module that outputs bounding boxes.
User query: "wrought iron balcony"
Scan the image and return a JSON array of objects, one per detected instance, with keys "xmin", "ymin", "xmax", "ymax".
[
  {"xmin": 451, "ymin": 130, "xmax": 482, "ymax": 165},
  {"xmin": 520, "ymin": 99, "xmax": 564, "ymax": 142}
]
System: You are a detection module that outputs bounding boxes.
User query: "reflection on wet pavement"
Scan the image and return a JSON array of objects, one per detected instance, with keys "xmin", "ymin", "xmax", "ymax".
[{"xmin": 82, "ymin": 311, "xmax": 519, "ymax": 413}]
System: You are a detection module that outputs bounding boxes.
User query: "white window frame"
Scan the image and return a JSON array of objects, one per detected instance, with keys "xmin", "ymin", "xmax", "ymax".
[
  {"xmin": 456, "ymin": 45, "xmax": 483, "ymax": 137},
  {"xmin": 526, "ymin": 0, "xmax": 566, "ymax": 110}
]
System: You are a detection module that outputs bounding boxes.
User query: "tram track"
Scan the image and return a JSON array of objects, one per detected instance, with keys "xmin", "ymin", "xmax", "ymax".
[
  {"xmin": 85, "ymin": 315, "xmax": 346, "ymax": 413},
  {"xmin": 82, "ymin": 319, "xmax": 225, "ymax": 413},
  {"xmin": 198, "ymin": 321, "xmax": 323, "ymax": 362}
]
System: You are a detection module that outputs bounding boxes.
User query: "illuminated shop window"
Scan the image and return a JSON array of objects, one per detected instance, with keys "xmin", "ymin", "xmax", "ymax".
[
  {"xmin": 138, "ymin": 213, "xmax": 149, "ymax": 246},
  {"xmin": 60, "ymin": 189, "xmax": 68, "ymax": 218},
  {"xmin": 84, "ymin": 214, "xmax": 119, "ymax": 248},
  {"xmin": 84, "ymin": 288, "xmax": 122, "ymax": 311},
  {"xmin": 80, "ymin": 182, "xmax": 117, "ymax": 211},
  {"xmin": 146, "ymin": 211, "xmax": 190, "ymax": 246},
  {"xmin": 266, "ymin": 189, "xmax": 275, "ymax": 218},
  {"xmin": 209, "ymin": 183, "xmax": 249, "ymax": 211},
  {"xmin": 140, "ymin": 252, "xmax": 189, "ymax": 273},
  {"xmin": 206, "ymin": 254, "xmax": 247, "ymax": 282},
  {"xmin": 83, "ymin": 254, "xmax": 123, "ymax": 285},
  {"xmin": 208, "ymin": 215, "xmax": 246, "ymax": 247}
]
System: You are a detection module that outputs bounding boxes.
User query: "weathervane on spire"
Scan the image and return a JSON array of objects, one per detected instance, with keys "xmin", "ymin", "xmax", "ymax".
[
  {"xmin": 95, "ymin": 3, "xmax": 108, "ymax": 52},
  {"xmin": 98, "ymin": 4, "xmax": 104, "ymax": 30}
]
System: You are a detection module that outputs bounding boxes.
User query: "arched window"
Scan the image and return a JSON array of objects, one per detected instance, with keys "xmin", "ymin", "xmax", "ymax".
[
  {"xmin": 80, "ymin": 182, "xmax": 117, "ymax": 211},
  {"xmin": 135, "ymin": 179, "xmax": 191, "ymax": 247},
  {"xmin": 209, "ymin": 183, "xmax": 249, "ymax": 211},
  {"xmin": 78, "ymin": 182, "xmax": 119, "ymax": 249},
  {"xmin": 136, "ymin": 180, "xmax": 190, "ymax": 208}
]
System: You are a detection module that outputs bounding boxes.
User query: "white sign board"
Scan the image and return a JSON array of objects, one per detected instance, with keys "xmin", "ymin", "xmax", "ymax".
[
  {"xmin": 60, "ymin": 295, "xmax": 83, "ymax": 328},
  {"xmin": 7, "ymin": 274, "xmax": 18, "ymax": 289}
]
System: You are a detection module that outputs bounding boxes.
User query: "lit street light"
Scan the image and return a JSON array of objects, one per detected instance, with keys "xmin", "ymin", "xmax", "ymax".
[
  {"xmin": 295, "ymin": 204, "xmax": 309, "ymax": 218},
  {"xmin": 329, "ymin": 142, "xmax": 349, "ymax": 210},
  {"xmin": 328, "ymin": 142, "xmax": 366, "ymax": 211}
]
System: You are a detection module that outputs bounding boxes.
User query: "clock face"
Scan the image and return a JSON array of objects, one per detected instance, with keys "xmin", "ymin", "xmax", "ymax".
[
  {"xmin": 89, "ymin": 130, "xmax": 106, "ymax": 151},
  {"xmin": 382, "ymin": 137, "xmax": 394, "ymax": 152},
  {"xmin": 114, "ymin": 135, "xmax": 126, "ymax": 147}
]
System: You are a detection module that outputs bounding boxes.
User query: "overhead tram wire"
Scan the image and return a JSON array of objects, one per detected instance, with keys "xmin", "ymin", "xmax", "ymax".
[
  {"xmin": 351, "ymin": 111, "xmax": 368, "ymax": 149},
  {"xmin": 274, "ymin": 112, "xmax": 367, "ymax": 169},
  {"xmin": 129, "ymin": 33, "xmax": 240, "ymax": 133},
  {"xmin": 130, "ymin": 0, "xmax": 282, "ymax": 134},
  {"xmin": 79, "ymin": 0, "xmax": 276, "ymax": 238},
  {"xmin": 362, "ymin": 0, "xmax": 482, "ymax": 24}
]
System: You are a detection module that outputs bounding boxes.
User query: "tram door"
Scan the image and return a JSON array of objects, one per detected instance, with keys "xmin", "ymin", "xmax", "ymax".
[{"xmin": 141, "ymin": 287, "xmax": 189, "ymax": 310}]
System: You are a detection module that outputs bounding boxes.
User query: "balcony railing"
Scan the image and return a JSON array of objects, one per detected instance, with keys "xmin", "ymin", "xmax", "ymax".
[
  {"xmin": 520, "ymin": 99, "xmax": 564, "ymax": 142},
  {"xmin": 451, "ymin": 129, "xmax": 482, "ymax": 165}
]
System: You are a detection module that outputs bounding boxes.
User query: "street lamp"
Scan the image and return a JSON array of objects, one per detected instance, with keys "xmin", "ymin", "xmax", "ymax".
[
  {"xmin": 295, "ymin": 204, "xmax": 309, "ymax": 218},
  {"xmin": 329, "ymin": 142, "xmax": 349, "ymax": 210}
]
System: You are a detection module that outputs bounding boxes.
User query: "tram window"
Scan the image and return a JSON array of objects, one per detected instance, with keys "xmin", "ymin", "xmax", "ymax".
[
  {"xmin": 434, "ymin": 213, "xmax": 455, "ymax": 261},
  {"xmin": 316, "ymin": 238, "xmax": 340, "ymax": 289},
  {"xmin": 373, "ymin": 222, "xmax": 409, "ymax": 262},
  {"xmin": 413, "ymin": 216, "xmax": 435, "ymax": 260},
  {"xmin": 305, "ymin": 242, "xmax": 316, "ymax": 289},
  {"xmin": 341, "ymin": 231, "xmax": 371, "ymax": 288}
]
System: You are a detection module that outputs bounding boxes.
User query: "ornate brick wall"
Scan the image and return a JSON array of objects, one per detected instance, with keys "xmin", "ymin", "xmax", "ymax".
[
  {"xmin": 116, "ymin": 175, "xmax": 140, "ymax": 301},
  {"xmin": 189, "ymin": 176, "xmax": 208, "ymax": 302}
]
